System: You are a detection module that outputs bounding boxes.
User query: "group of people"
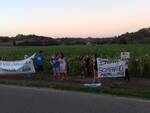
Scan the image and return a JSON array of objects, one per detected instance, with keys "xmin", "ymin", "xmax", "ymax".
[
  {"xmin": 33, "ymin": 51, "xmax": 68, "ymax": 80},
  {"xmin": 50, "ymin": 53, "xmax": 68, "ymax": 80},
  {"xmin": 79, "ymin": 54, "xmax": 98, "ymax": 82},
  {"xmin": 33, "ymin": 51, "xmax": 99, "ymax": 82},
  {"xmin": 32, "ymin": 51, "xmax": 129, "ymax": 82}
]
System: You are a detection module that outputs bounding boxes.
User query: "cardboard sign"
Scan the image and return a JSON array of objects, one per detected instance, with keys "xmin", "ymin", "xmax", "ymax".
[{"xmin": 121, "ymin": 52, "xmax": 130, "ymax": 60}]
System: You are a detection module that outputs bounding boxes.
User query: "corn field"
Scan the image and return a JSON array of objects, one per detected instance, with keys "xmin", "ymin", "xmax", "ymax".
[{"xmin": 0, "ymin": 44, "xmax": 150, "ymax": 78}]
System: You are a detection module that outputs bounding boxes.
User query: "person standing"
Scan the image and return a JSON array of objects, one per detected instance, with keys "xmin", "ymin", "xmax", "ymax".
[
  {"xmin": 124, "ymin": 58, "xmax": 130, "ymax": 81},
  {"xmin": 59, "ymin": 53, "xmax": 68, "ymax": 80},
  {"xmin": 23, "ymin": 54, "xmax": 31, "ymax": 79},
  {"xmin": 85, "ymin": 56, "xmax": 90, "ymax": 76},
  {"xmin": 92, "ymin": 54, "xmax": 98, "ymax": 83},
  {"xmin": 79, "ymin": 56, "xmax": 86, "ymax": 79},
  {"xmin": 50, "ymin": 55, "xmax": 60, "ymax": 80},
  {"xmin": 34, "ymin": 51, "xmax": 45, "ymax": 74}
]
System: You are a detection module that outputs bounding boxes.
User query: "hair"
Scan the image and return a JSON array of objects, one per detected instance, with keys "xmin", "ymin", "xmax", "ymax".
[
  {"xmin": 80, "ymin": 56, "xmax": 84, "ymax": 60},
  {"xmin": 39, "ymin": 50, "xmax": 43, "ymax": 54},
  {"xmin": 61, "ymin": 52, "xmax": 64, "ymax": 58}
]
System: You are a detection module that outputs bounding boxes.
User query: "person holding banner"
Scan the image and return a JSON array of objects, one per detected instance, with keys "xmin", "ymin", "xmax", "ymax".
[
  {"xmin": 121, "ymin": 52, "xmax": 130, "ymax": 81},
  {"xmin": 124, "ymin": 58, "xmax": 130, "ymax": 81},
  {"xmin": 34, "ymin": 51, "xmax": 45, "ymax": 73}
]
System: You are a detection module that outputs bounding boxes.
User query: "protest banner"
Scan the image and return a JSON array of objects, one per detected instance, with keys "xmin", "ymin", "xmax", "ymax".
[
  {"xmin": 0, "ymin": 54, "xmax": 35, "ymax": 75},
  {"xmin": 96, "ymin": 58, "xmax": 109, "ymax": 65},
  {"xmin": 97, "ymin": 58, "xmax": 125, "ymax": 78}
]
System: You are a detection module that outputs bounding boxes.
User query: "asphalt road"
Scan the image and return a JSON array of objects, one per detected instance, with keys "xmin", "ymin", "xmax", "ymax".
[{"xmin": 0, "ymin": 85, "xmax": 150, "ymax": 113}]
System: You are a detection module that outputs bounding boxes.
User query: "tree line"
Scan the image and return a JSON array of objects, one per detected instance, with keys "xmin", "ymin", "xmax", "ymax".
[{"xmin": 0, "ymin": 28, "xmax": 150, "ymax": 46}]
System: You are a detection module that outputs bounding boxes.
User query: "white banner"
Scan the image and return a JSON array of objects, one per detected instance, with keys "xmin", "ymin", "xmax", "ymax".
[
  {"xmin": 0, "ymin": 54, "xmax": 36, "ymax": 74},
  {"xmin": 97, "ymin": 58, "xmax": 125, "ymax": 78}
]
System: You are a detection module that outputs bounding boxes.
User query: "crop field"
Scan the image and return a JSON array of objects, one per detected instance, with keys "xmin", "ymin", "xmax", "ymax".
[{"xmin": 0, "ymin": 44, "xmax": 150, "ymax": 77}]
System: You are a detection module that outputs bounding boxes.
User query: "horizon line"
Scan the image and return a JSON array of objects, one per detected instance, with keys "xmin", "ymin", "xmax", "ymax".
[{"xmin": 0, "ymin": 27, "xmax": 149, "ymax": 39}]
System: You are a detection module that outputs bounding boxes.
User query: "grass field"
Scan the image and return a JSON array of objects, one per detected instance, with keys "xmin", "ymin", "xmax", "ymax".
[{"xmin": 0, "ymin": 44, "xmax": 150, "ymax": 77}]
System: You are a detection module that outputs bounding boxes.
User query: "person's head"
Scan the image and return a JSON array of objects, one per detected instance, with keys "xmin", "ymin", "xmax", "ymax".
[
  {"xmin": 24, "ymin": 55, "xmax": 28, "ymax": 59},
  {"xmin": 55, "ymin": 53, "xmax": 58, "ymax": 57},
  {"xmin": 86, "ymin": 55, "xmax": 89, "ymax": 58},
  {"xmin": 60, "ymin": 52, "xmax": 64, "ymax": 58},
  {"xmin": 39, "ymin": 50, "xmax": 43, "ymax": 54},
  {"xmin": 51, "ymin": 55, "xmax": 55, "ymax": 60},
  {"xmin": 54, "ymin": 54, "xmax": 58, "ymax": 59},
  {"xmin": 80, "ymin": 56, "xmax": 84, "ymax": 60}
]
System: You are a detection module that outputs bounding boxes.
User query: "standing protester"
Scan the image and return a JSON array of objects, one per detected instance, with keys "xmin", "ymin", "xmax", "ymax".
[
  {"xmin": 79, "ymin": 56, "xmax": 86, "ymax": 79},
  {"xmin": 34, "ymin": 51, "xmax": 45, "ymax": 74},
  {"xmin": 124, "ymin": 58, "xmax": 130, "ymax": 81},
  {"xmin": 93, "ymin": 54, "xmax": 98, "ymax": 83},
  {"xmin": 89, "ymin": 56, "xmax": 94, "ymax": 78},
  {"xmin": 59, "ymin": 53, "xmax": 68, "ymax": 80},
  {"xmin": 50, "ymin": 55, "xmax": 60, "ymax": 80},
  {"xmin": 24, "ymin": 54, "xmax": 31, "ymax": 79},
  {"xmin": 85, "ymin": 56, "xmax": 90, "ymax": 76}
]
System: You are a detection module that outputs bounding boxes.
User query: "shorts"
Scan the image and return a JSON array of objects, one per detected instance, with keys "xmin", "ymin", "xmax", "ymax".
[
  {"xmin": 60, "ymin": 65, "xmax": 67, "ymax": 73},
  {"xmin": 53, "ymin": 68, "xmax": 60, "ymax": 76}
]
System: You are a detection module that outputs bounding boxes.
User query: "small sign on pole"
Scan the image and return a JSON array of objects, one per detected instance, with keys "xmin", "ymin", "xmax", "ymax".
[{"xmin": 121, "ymin": 52, "xmax": 130, "ymax": 60}]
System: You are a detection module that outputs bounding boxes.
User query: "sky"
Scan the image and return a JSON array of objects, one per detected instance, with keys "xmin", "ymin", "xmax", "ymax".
[{"xmin": 0, "ymin": 0, "xmax": 150, "ymax": 38}]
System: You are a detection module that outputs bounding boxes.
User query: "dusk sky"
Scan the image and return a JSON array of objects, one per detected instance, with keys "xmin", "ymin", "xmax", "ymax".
[{"xmin": 0, "ymin": 0, "xmax": 150, "ymax": 38}]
